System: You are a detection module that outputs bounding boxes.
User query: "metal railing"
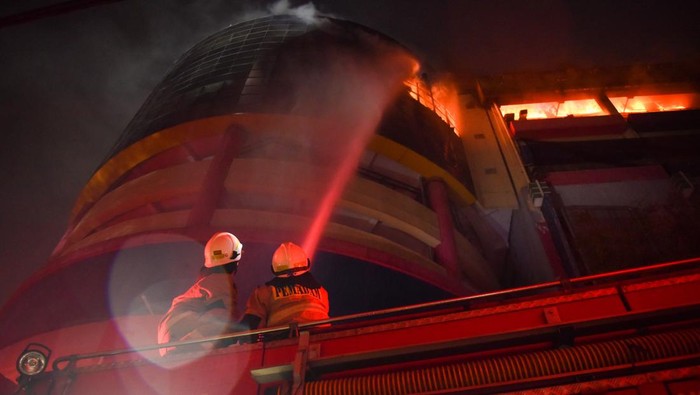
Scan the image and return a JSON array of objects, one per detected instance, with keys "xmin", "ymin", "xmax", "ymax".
[{"xmin": 51, "ymin": 256, "xmax": 700, "ymax": 372}]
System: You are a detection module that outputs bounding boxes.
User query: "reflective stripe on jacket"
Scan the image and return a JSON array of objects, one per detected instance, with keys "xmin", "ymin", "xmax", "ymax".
[{"xmin": 157, "ymin": 272, "xmax": 237, "ymax": 355}]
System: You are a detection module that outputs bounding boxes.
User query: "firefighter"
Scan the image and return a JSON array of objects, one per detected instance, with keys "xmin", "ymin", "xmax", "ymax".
[
  {"xmin": 157, "ymin": 231, "xmax": 243, "ymax": 356},
  {"xmin": 240, "ymin": 242, "xmax": 329, "ymax": 331}
]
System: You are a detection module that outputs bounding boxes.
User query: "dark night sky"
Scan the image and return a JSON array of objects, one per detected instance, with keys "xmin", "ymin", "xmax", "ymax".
[{"xmin": 0, "ymin": 0, "xmax": 697, "ymax": 308}]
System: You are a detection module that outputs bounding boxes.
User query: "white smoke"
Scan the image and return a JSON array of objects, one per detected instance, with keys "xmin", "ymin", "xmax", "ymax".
[{"xmin": 268, "ymin": 0, "xmax": 320, "ymax": 24}]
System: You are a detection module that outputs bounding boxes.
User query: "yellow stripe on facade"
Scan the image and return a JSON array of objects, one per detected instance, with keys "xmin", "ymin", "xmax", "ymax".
[{"xmin": 367, "ymin": 135, "xmax": 476, "ymax": 206}]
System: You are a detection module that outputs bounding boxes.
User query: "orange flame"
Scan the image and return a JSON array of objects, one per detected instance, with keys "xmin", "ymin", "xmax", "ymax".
[
  {"xmin": 404, "ymin": 76, "xmax": 460, "ymax": 135},
  {"xmin": 500, "ymin": 99, "xmax": 607, "ymax": 120},
  {"xmin": 500, "ymin": 93, "xmax": 699, "ymax": 120},
  {"xmin": 610, "ymin": 93, "xmax": 698, "ymax": 116}
]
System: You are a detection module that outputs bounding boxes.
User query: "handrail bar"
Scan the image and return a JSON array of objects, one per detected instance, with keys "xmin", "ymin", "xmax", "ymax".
[{"xmin": 308, "ymin": 256, "xmax": 700, "ymax": 327}]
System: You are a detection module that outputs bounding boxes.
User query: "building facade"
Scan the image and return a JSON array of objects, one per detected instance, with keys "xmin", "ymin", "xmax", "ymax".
[{"xmin": 479, "ymin": 62, "xmax": 700, "ymax": 277}]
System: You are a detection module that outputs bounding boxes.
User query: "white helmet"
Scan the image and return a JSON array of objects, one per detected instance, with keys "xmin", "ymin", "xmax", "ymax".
[
  {"xmin": 204, "ymin": 232, "xmax": 243, "ymax": 268},
  {"xmin": 271, "ymin": 242, "xmax": 310, "ymax": 277}
]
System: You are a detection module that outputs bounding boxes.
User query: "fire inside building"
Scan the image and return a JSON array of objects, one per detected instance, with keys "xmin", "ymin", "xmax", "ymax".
[{"xmin": 1, "ymin": 12, "xmax": 699, "ymax": 395}]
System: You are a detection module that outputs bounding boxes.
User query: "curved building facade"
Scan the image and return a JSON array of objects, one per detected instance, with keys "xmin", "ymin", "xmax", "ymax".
[{"xmin": 0, "ymin": 14, "xmax": 502, "ymax": 366}]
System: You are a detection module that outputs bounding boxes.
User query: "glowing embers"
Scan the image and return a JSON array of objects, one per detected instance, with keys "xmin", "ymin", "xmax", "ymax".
[
  {"xmin": 500, "ymin": 99, "xmax": 608, "ymax": 120},
  {"xmin": 609, "ymin": 93, "xmax": 700, "ymax": 116},
  {"xmin": 404, "ymin": 76, "xmax": 459, "ymax": 135}
]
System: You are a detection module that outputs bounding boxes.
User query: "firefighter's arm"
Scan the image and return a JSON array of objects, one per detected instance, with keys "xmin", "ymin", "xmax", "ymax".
[
  {"xmin": 158, "ymin": 275, "xmax": 232, "ymax": 338},
  {"xmin": 245, "ymin": 286, "xmax": 268, "ymax": 317},
  {"xmin": 239, "ymin": 314, "xmax": 262, "ymax": 330},
  {"xmin": 157, "ymin": 284, "xmax": 210, "ymax": 343}
]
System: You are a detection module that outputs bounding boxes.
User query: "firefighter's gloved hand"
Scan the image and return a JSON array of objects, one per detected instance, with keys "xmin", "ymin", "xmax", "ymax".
[{"xmin": 214, "ymin": 322, "xmax": 248, "ymax": 347}]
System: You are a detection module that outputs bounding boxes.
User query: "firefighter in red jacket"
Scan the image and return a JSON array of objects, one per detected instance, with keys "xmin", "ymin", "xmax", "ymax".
[
  {"xmin": 240, "ymin": 242, "xmax": 329, "ymax": 331},
  {"xmin": 157, "ymin": 232, "xmax": 243, "ymax": 355}
]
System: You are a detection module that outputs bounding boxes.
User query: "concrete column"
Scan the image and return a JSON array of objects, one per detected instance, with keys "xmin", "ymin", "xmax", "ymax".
[
  {"xmin": 187, "ymin": 125, "xmax": 245, "ymax": 227},
  {"xmin": 426, "ymin": 178, "xmax": 461, "ymax": 277}
]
